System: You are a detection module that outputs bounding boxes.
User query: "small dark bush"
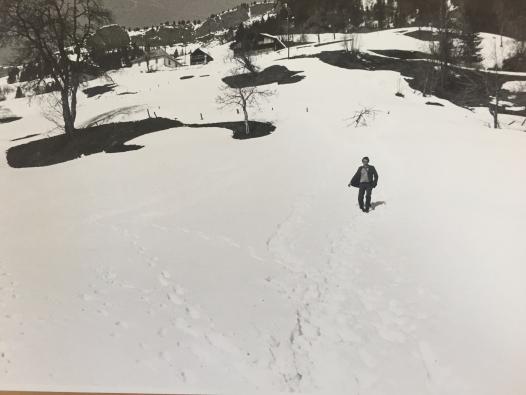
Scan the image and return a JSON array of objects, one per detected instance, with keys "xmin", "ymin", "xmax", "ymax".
[{"xmin": 15, "ymin": 86, "xmax": 25, "ymax": 98}]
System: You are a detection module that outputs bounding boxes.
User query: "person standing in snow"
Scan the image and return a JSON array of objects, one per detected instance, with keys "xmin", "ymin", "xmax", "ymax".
[{"xmin": 348, "ymin": 157, "xmax": 379, "ymax": 213}]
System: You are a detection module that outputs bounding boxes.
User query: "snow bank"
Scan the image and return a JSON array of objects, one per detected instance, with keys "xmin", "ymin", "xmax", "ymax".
[{"xmin": 502, "ymin": 80, "xmax": 526, "ymax": 92}]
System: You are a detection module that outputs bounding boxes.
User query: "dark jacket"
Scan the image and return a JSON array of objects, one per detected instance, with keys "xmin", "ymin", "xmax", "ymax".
[{"xmin": 350, "ymin": 165, "xmax": 378, "ymax": 188}]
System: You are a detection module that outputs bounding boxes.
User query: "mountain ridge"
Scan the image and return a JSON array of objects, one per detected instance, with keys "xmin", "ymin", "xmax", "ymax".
[{"xmin": 102, "ymin": 0, "xmax": 248, "ymax": 28}]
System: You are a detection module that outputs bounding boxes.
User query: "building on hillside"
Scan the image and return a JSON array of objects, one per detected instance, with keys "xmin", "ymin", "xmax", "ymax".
[
  {"xmin": 256, "ymin": 33, "xmax": 287, "ymax": 51},
  {"xmin": 132, "ymin": 48, "xmax": 183, "ymax": 71},
  {"xmin": 190, "ymin": 48, "xmax": 214, "ymax": 65},
  {"xmin": 232, "ymin": 33, "xmax": 287, "ymax": 55}
]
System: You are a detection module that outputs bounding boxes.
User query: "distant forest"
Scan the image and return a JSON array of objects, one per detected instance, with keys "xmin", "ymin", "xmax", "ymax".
[{"xmin": 274, "ymin": 0, "xmax": 526, "ymax": 39}]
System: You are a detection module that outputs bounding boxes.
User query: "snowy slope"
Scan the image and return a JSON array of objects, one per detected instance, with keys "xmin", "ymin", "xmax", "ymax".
[
  {"xmin": 478, "ymin": 32, "xmax": 520, "ymax": 69},
  {"xmin": 1, "ymin": 35, "xmax": 526, "ymax": 395}
]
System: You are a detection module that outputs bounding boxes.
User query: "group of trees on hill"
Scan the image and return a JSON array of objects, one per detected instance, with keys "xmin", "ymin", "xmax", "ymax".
[
  {"xmin": 232, "ymin": 0, "xmax": 524, "ymax": 72},
  {"xmin": 275, "ymin": 0, "xmax": 526, "ymax": 40}
]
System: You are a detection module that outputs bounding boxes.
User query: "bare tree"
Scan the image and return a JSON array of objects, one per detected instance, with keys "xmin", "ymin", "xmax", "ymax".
[
  {"xmin": 231, "ymin": 49, "xmax": 259, "ymax": 74},
  {"xmin": 144, "ymin": 39, "xmax": 152, "ymax": 73},
  {"xmin": 217, "ymin": 83, "xmax": 274, "ymax": 135},
  {"xmin": 0, "ymin": 0, "xmax": 112, "ymax": 134},
  {"xmin": 217, "ymin": 54, "xmax": 274, "ymax": 135},
  {"xmin": 485, "ymin": 38, "xmax": 503, "ymax": 129},
  {"xmin": 434, "ymin": 0, "xmax": 456, "ymax": 89},
  {"xmin": 342, "ymin": 33, "xmax": 360, "ymax": 55},
  {"xmin": 494, "ymin": 1, "xmax": 513, "ymax": 48}
]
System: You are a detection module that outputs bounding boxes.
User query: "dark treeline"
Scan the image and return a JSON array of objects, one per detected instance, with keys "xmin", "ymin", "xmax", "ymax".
[{"xmin": 276, "ymin": 0, "xmax": 526, "ymax": 39}]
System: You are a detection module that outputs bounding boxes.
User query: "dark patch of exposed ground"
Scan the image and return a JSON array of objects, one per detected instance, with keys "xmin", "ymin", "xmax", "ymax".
[
  {"xmin": 6, "ymin": 118, "xmax": 275, "ymax": 168},
  {"xmin": 403, "ymin": 29, "xmax": 463, "ymax": 42},
  {"xmin": 83, "ymin": 83, "xmax": 116, "ymax": 98},
  {"xmin": 1, "ymin": 105, "xmax": 22, "ymax": 123},
  {"xmin": 314, "ymin": 39, "xmax": 348, "ymax": 47},
  {"xmin": 187, "ymin": 121, "xmax": 276, "ymax": 140},
  {"xmin": 371, "ymin": 49, "xmax": 431, "ymax": 60},
  {"xmin": 0, "ymin": 115, "xmax": 22, "ymax": 124},
  {"xmin": 223, "ymin": 65, "xmax": 305, "ymax": 88},
  {"xmin": 315, "ymin": 50, "xmax": 526, "ymax": 114}
]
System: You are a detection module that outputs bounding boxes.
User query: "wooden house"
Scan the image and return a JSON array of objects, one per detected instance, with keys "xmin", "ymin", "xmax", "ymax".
[
  {"xmin": 190, "ymin": 48, "xmax": 214, "ymax": 65},
  {"xmin": 132, "ymin": 48, "xmax": 183, "ymax": 71},
  {"xmin": 232, "ymin": 33, "xmax": 287, "ymax": 55},
  {"xmin": 256, "ymin": 33, "xmax": 287, "ymax": 51}
]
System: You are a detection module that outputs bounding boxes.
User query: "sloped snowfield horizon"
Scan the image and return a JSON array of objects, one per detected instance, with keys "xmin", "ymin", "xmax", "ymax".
[{"xmin": 1, "ymin": 29, "xmax": 525, "ymax": 395}]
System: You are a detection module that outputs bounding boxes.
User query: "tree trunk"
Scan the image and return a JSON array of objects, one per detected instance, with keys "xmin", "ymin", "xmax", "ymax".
[
  {"xmin": 71, "ymin": 77, "xmax": 79, "ymax": 125},
  {"xmin": 494, "ymin": 83, "xmax": 500, "ymax": 129},
  {"xmin": 243, "ymin": 107, "xmax": 250, "ymax": 135},
  {"xmin": 240, "ymin": 90, "xmax": 250, "ymax": 135},
  {"xmin": 439, "ymin": 0, "xmax": 450, "ymax": 89},
  {"xmin": 61, "ymin": 89, "xmax": 75, "ymax": 134}
]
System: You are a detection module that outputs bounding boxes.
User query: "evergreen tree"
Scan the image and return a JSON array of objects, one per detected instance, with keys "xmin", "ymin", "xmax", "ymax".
[
  {"xmin": 461, "ymin": 30, "xmax": 482, "ymax": 65},
  {"xmin": 373, "ymin": 0, "xmax": 387, "ymax": 29},
  {"xmin": 458, "ymin": 3, "xmax": 483, "ymax": 66},
  {"xmin": 15, "ymin": 86, "xmax": 25, "ymax": 98},
  {"xmin": 7, "ymin": 67, "xmax": 19, "ymax": 84},
  {"xmin": 386, "ymin": 0, "xmax": 396, "ymax": 27},
  {"xmin": 348, "ymin": 0, "xmax": 364, "ymax": 29}
]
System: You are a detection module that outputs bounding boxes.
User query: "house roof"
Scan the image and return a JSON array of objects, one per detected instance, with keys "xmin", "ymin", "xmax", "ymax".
[
  {"xmin": 132, "ymin": 48, "xmax": 183, "ymax": 66},
  {"xmin": 190, "ymin": 48, "xmax": 214, "ymax": 60},
  {"xmin": 260, "ymin": 33, "xmax": 279, "ymax": 40},
  {"xmin": 149, "ymin": 48, "xmax": 170, "ymax": 58},
  {"xmin": 259, "ymin": 33, "xmax": 287, "ymax": 49}
]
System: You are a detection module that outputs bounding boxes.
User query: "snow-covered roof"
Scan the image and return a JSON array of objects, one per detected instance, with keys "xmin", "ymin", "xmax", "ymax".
[
  {"xmin": 191, "ymin": 48, "xmax": 213, "ymax": 58},
  {"xmin": 259, "ymin": 33, "xmax": 287, "ymax": 49},
  {"xmin": 131, "ymin": 48, "xmax": 183, "ymax": 65},
  {"xmin": 260, "ymin": 33, "xmax": 280, "ymax": 40},
  {"xmin": 99, "ymin": 24, "xmax": 120, "ymax": 29}
]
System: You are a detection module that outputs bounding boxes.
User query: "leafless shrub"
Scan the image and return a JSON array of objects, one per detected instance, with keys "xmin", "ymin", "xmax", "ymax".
[{"xmin": 346, "ymin": 106, "xmax": 379, "ymax": 128}]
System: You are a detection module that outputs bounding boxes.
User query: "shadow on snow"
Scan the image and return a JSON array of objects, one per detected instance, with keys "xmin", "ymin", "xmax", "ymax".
[
  {"xmin": 370, "ymin": 201, "xmax": 386, "ymax": 210},
  {"xmin": 223, "ymin": 65, "xmax": 305, "ymax": 88},
  {"xmin": 6, "ymin": 118, "xmax": 276, "ymax": 169}
]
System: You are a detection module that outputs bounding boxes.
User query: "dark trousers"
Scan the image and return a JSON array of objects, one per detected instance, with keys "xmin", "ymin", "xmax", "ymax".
[{"xmin": 358, "ymin": 182, "xmax": 373, "ymax": 210}]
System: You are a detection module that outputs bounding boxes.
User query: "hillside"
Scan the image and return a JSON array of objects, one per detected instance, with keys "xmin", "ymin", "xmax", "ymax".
[
  {"xmin": 128, "ymin": 2, "xmax": 275, "ymax": 46},
  {"xmin": 1, "ymin": 29, "xmax": 526, "ymax": 395},
  {"xmin": 0, "ymin": 47, "xmax": 16, "ymax": 68},
  {"xmin": 102, "ymin": 0, "xmax": 244, "ymax": 28}
]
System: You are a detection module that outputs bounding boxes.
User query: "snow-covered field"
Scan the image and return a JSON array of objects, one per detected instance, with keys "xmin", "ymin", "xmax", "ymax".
[
  {"xmin": 268, "ymin": 28, "xmax": 524, "ymax": 76},
  {"xmin": 1, "ymin": 31, "xmax": 526, "ymax": 395}
]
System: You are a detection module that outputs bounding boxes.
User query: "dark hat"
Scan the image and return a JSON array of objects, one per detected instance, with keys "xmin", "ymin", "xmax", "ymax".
[{"xmin": 362, "ymin": 157, "xmax": 370, "ymax": 161}]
